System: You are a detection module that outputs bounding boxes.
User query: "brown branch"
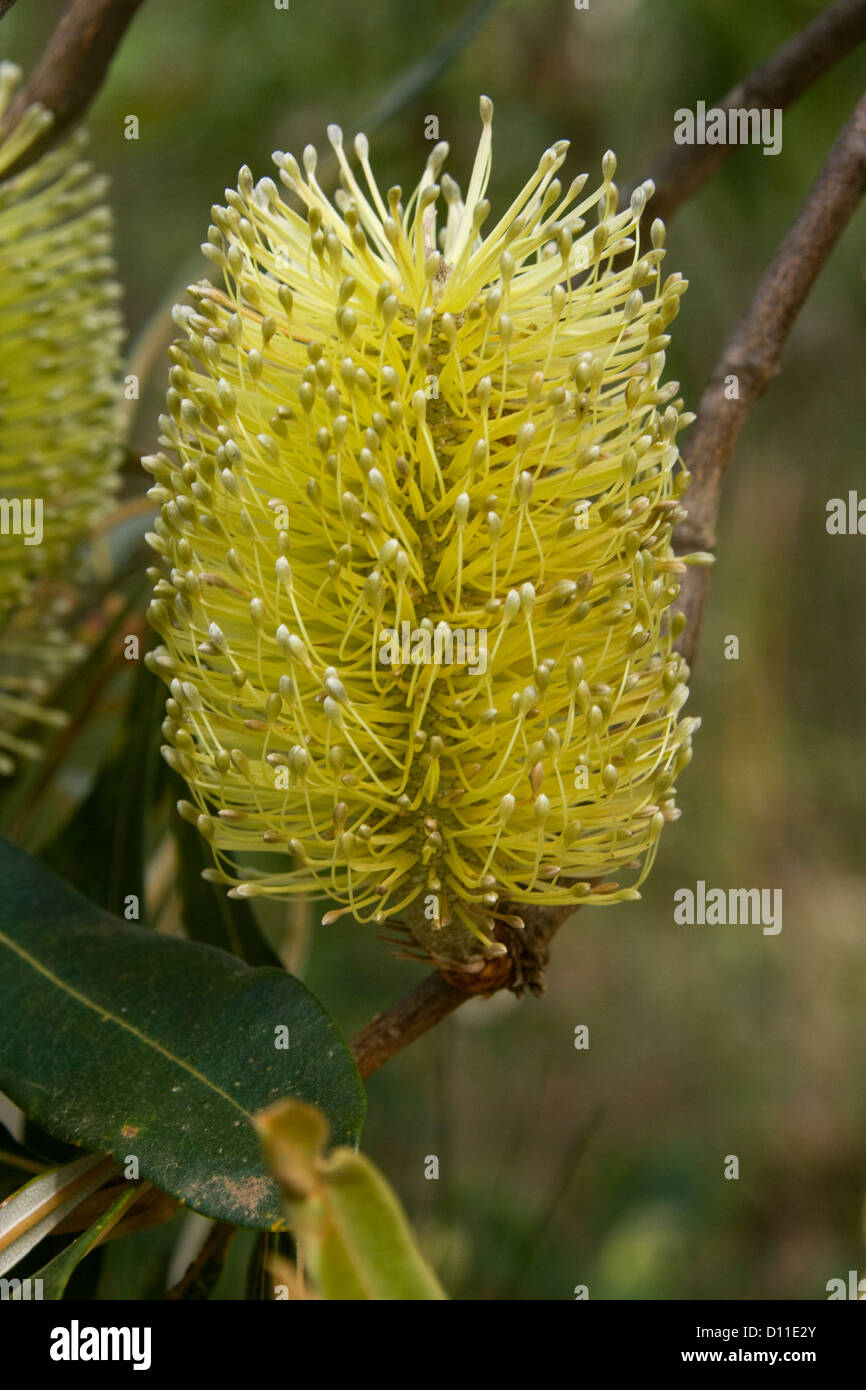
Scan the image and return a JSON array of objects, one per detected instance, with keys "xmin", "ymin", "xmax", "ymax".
[
  {"xmin": 629, "ymin": 0, "xmax": 866, "ymax": 225},
  {"xmin": 674, "ymin": 87, "xmax": 866, "ymax": 665},
  {"xmin": 351, "ymin": 903, "xmax": 573, "ymax": 1079},
  {"xmin": 0, "ymin": 0, "xmax": 145, "ymax": 175},
  {"xmin": 351, "ymin": 972, "xmax": 468, "ymax": 1079}
]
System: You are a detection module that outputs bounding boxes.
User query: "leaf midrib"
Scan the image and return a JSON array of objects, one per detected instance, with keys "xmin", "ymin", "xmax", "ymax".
[{"xmin": 0, "ymin": 926, "xmax": 254, "ymax": 1123}]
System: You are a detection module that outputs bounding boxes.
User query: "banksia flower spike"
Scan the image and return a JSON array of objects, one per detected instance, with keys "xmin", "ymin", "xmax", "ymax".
[
  {"xmin": 146, "ymin": 96, "xmax": 703, "ymax": 964},
  {"xmin": 0, "ymin": 64, "xmax": 124, "ymax": 773}
]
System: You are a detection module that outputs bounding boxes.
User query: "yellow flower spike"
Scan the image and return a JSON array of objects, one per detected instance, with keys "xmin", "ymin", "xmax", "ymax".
[
  {"xmin": 146, "ymin": 96, "xmax": 701, "ymax": 965},
  {"xmin": 0, "ymin": 64, "xmax": 124, "ymax": 774}
]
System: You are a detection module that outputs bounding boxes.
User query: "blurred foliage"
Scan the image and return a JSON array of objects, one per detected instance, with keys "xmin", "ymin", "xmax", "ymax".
[{"xmin": 1, "ymin": 0, "xmax": 864, "ymax": 1299}]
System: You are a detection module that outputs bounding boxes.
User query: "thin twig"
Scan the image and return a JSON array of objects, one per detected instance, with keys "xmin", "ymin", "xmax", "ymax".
[
  {"xmin": 0, "ymin": 0, "xmax": 145, "ymax": 176},
  {"xmin": 351, "ymin": 973, "xmax": 468, "ymax": 1079},
  {"xmin": 674, "ymin": 88, "xmax": 866, "ymax": 665},
  {"xmin": 351, "ymin": 903, "xmax": 573, "ymax": 1078},
  {"xmin": 164, "ymin": 1221, "xmax": 236, "ymax": 1300},
  {"xmin": 627, "ymin": 0, "xmax": 866, "ymax": 225}
]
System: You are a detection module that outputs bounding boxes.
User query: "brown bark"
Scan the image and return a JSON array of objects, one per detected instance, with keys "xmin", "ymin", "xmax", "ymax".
[
  {"xmin": 627, "ymin": 0, "xmax": 866, "ymax": 225},
  {"xmin": 0, "ymin": 0, "xmax": 145, "ymax": 175}
]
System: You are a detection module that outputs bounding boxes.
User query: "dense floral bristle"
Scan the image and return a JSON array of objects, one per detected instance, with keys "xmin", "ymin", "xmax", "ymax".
[
  {"xmin": 146, "ymin": 96, "xmax": 701, "ymax": 961},
  {"xmin": 0, "ymin": 63, "xmax": 124, "ymax": 774}
]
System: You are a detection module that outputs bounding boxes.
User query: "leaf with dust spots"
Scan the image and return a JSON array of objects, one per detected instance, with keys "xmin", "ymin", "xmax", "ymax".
[{"xmin": 0, "ymin": 839, "xmax": 365, "ymax": 1228}]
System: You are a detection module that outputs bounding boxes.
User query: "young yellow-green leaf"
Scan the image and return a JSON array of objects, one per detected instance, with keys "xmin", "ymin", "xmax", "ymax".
[
  {"xmin": 34, "ymin": 1183, "xmax": 143, "ymax": 1300},
  {"xmin": 257, "ymin": 1099, "xmax": 447, "ymax": 1301},
  {"xmin": 0, "ymin": 1153, "xmax": 117, "ymax": 1277},
  {"xmin": 0, "ymin": 839, "xmax": 365, "ymax": 1229}
]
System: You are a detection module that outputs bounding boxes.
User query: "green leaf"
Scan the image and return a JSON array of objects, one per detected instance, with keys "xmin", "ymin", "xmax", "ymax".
[
  {"xmin": 34, "ymin": 1183, "xmax": 142, "ymax": 1300},
  {"xmin": 39, "ymin": 656, "xmax": 165, "ymax": 917},
  {"xmin": 209, "ymin": 1227, "xmax": 261, "ymax": 1300},
  {"xmin": 355, "ymin": 0, "xmax": 501, "ymax": 138},
  {"xmin": 0, "ymin": 1153, "xmax": 116, "ymax": 1277},
  {"xmin": 95, "ymin": 1211, "xmax": 185, "ymax": 1301},
  {"xmin": 171, "ymin": 790, "xmax": 282, "ymax": 968},
  {"xmin": 257, "ymin": 1099, "xmax": 447, "ymax": 1301},
  {"xmin": 0, "ymin": 839, "xmax": 365, "ymax": 1229},
  {"xmin": 0, "ymin": 568, "xmax": 151, "ymax": 852},
  {"xmin": 0, "ymin": 1119, "xmax": 45, "ymax": 1200}
]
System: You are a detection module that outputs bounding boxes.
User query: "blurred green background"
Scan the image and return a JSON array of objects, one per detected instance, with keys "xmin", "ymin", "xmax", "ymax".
[{"xmin": 2, "ymin": 0, "xmax": 864, "ymax": 1299}]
